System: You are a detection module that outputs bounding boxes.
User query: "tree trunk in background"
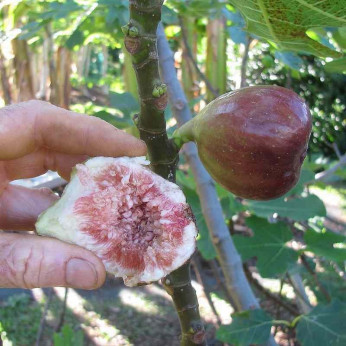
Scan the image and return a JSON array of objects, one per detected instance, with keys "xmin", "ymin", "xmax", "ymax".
[
  {"xmin": 77, "ymin": 44, "xmax": 91, "ymax": 79},
  {"xmin": 12, "ymin": 38, "xmax": 35, "ymax": 101},
  {"xmin": 123, "ymin": 46, "xmax": 138, "ymax": 99},
  {"xmin": 0, "ymin": 47, "xmax": 12, "ymax": 104},
  {"xmin": 101, "ymin": 45, "xmax": 109, "ymax": 95},
  {"xmin": 31, "ymin": 46, "xmax": 40, "ymax": 96},
  {"xmin": 76, "ymin": 44, "xmax": 92, "ymax": 98},
  {"xmin": 240, "ymin": 37, "xmax": 252, "ymax": 88},
  {"xmin": 180, "ymin": 16, "xmax": 198, "ymax": 103},
  {"xmin": 206, "ymin": 16, "xmax": 227, "ymax": 102},
  {"xmin": 37, "ymin": 35, "xmax": 50, "ymax": 100},
  {"xmin": 56, "ymin": 46, "xmax": 71, "ymax": 109},
  {"xmin": 47, "ymin": 25, "xmax": 58, "ymax": 106},
  {"xmin": 49, "ymin": 44, "xmax": 71, "ymax": 108}
]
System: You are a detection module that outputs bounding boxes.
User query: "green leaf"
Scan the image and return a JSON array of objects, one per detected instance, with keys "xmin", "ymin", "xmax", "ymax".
[
  {"xmin": 233, "ymin": 216, "xmax": 298, "ymax": 277},
  {"xmin": 303, "ymin": 154, "xmax": 330, "ymax": 172},
  {"xmin": 93, "ymin": 111, "xmax": 132, "ymax": 129},
  {"xmin": 227, "ymin": 26, "xmax": 247, "ymax": 44},
  {"xmin": 274, "ymin": 51, "xmax": 304, "ymax": 70},
  {"xmin": 335, "ymin": 167, "xmax": 346, "ymax": 179},
  {"xmin": 304, "ymin": 229, "xmax": 346, "ymax": 262},
  {"xmin": 169, "ymin": 0, "xmax": 224, "ymax": 18},
  {"xmin": 196, "ymin": 218, "xmax": 217, "ymax": 261},
  {"xmin": 248, "ymin": 194, "xmax": 326, "ymax": 221},
  {"xmin": 162, "ymin": 5, "xmax": 178, "ymax": 25},
  {"xmin": 109, "ymin": 92, "xmax": 139, "ymax": 118},
  {"xmin": 182, "ymin": 187, "xmax": 217, "ymax": 260},
  {"xmin": 224, "ymin": 9, "xmax": 246, "ymax": 26},
  {"xmin": 220, "ymin": 194, "xmax": 245, "ymax": 219},
  {"xmin": 65, "ymin": 28, "xmax": 85, "ymax": 50},
  {"xmin": 215, "ymin": 183, "xmax": 245, "ymax": 216},
  {"xmin": 48, "ymin": 0, "xmax": 82, "ymax": 20},
  {"xmin": 325, "ymin": 58, "xmax": 346, "ymax": 73},
  {"xmin": 18, "ymin": 21, "xmax": 43, "ymax": 40},
  {"xmin": 225, "ymin": 9, "xmax": 247, "ymax": 44},
  {"xmin": 285, "ymin": 169, "xmax": 315, "ymax": 196},
  {"xmin": 333, "ymin": 27, "xmax": 346, "ymax": 49},
  {"xmin": 53, "ymin": 325, "xmax": 84, "ymax": 346},
  {"xmin": 296, "ymin": 300, "xmax": 346, "ymax": 346},
  {"xmin": 176, "ymin": 169, "xmax": 197, "ymax": 190},
  {"xmin": 216, "ymin": 309, "xmax": 273, "ymax": 346},
  {"xmin": 106, "ymin": 7, "xmax": 118, "ymax": 25},
  {"xmin": 229, "ymin": 0, "xmax": 345, "ymax": 57}
]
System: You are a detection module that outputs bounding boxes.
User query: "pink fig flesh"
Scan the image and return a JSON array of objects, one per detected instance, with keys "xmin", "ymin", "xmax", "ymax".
[
  {"xmin": 176, "ymin": 85, "xmax": 312, "ymax": 200},
  {"xmin": 36, "ymin": 157, "xmax": 197, "ymax": 287}
]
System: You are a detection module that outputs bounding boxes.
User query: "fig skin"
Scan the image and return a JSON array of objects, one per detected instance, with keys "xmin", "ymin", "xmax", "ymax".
[{"xmin": 175, "ymin": 85, "xmax": 312, "ymax": 200}]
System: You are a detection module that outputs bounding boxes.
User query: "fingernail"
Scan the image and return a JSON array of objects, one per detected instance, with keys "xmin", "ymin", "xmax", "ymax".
[{"xmin": 66, "ymin": 258, "xmax": 98, "ymax": 289}]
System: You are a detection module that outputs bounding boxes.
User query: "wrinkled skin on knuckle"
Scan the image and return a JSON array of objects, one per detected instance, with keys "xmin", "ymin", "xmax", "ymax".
[
  {"xmin": 2, "ymin": 239, "xmax": 44, "ymax": 289},
  {"xmin": 0, "ymin": 240, "xmax": 16, "ymax": 287}
]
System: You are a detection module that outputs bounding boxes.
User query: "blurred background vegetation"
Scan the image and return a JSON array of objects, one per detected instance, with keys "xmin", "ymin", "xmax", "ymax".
[{"xmin": 0, "ymin": 0, "xmax": 345, "ymax": 345}]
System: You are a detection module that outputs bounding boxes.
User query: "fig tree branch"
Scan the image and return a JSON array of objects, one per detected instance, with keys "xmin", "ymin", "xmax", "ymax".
[
  {"xmin": 0, "ymin": 46, "xmax": 12, "ymax": 105},
  {"xmin": 192, "ymin": 256, "xmax": 221, "ymax": 326},
  {"xmin": 157, "ymin": 23, "xmax": 278, "ymax": 346},
  {"xmin": 124, "ymin": 1, "xmax": 206, "ymax": 345},
  {"xmin": 208, "ymin": 259, "xmax": 236, "ymax": 306},
  {"xmin": 240, "ymin": 36, "xmax": 252, "ymax": 88},
  {"xmin": 179, "ymin": 17, "xmax": 219, "ymax": 98},
  {"xmin": 300, "ymin": 254, "xmax": 331, "ymax": 302},
  {"xmin": 286, "ymin": 273, "xmax": 312, "ymax": 314},
  {"xmin": 243, "ymin": 265, "xmax": 299, "ymax": 316},
  {"xmin": 35, "ymin": 288, "xmax": 53, "ymax": 346},
  {"xmin": 332, "ymin": 143, "xmax": 342, "ymax": 159},
  {"xmin": 55, "ymin": 287, "xmax": 69, "ymax": 333},
  {"xmin": 157, "ymin": 21, "xmax": 257, "ymax": 312},
  {"xmin": 314, "ymin": 153, "xmax": 346, "ymax": 182},
  {"xmin": 326, "ymin": 142, "xmax": 342, "ymax": 159}
]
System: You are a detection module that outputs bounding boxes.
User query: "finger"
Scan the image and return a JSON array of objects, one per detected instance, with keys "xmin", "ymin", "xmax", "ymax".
[
  {"xmin": 0, "ymin": 184, "xmax": 58, "ymax": 231},
  {"xmin": 0, "ymin": 100, "xmax": 147, "ymax": 160},
  {"xmin": 0, "ymin": 233, "xmax": 106, "ymax": 289},
  {"xmin": 1, "ymin": 149, "xmax": 88, "ymax": 182}
]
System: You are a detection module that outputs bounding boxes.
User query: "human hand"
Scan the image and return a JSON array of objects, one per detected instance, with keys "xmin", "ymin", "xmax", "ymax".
[{"xmin": 0, "ymin": 100, "xmax": 147, "ymax": 289}]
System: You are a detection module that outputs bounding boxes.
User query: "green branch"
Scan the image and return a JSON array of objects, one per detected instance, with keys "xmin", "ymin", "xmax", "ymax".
[{"xmin": 124, "ymin": 1, "xmax": 206, "ymax": 345}]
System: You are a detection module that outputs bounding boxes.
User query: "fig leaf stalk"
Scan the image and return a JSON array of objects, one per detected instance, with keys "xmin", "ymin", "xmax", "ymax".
[{"xmin": 124, "ymin": 1, "xmax": 206, "ymax": 345}]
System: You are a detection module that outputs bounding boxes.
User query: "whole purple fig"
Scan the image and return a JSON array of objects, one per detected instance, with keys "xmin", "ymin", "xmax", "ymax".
[{"xmin": 174, "ymin": 86, "xmax": 312, "ymax": 200}]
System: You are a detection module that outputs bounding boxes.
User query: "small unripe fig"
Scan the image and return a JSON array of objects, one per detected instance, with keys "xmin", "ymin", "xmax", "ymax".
[
  {"xmin": 128, "ymin": 26, "xmax": 139, "ymax": 38},
  {"xmin": 261, "ymin": 55, "xmax": 274, "ymax": 68},
  {"xmin": 174, "ymin": 86, "xmax": 312, "ymax": 200}
]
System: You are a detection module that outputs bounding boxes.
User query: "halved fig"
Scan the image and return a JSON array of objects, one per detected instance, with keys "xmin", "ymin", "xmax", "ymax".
[{"xmin": 36, "ymin": 157, "xmax": 197, "ymax": 287}]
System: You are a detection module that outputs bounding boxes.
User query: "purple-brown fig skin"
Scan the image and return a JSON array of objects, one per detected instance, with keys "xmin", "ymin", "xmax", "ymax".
[{"xmin": 192, "ymin": 86, "xmax": 312, "ymax": 200}]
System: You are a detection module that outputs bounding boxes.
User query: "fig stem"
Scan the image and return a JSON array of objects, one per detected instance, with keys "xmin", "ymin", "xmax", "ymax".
[
  {"xmin": 163, "ymin": 263, "xmax": 206, "ymax": 345},
  {"xmin": 125, "ymin": 1, "xmax": 206, "ymax": 345},
  {"xmin": 124, "ymin": 0, "xmax": 177, "ymax": 180},
  {"xmin": 172, "ymin": 119, "xmax": 195, "ymax": 150}
]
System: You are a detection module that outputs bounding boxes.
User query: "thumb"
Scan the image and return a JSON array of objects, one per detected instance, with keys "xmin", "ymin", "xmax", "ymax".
[{"xmin": 0, "ymin": 233, "xmax": 106, "ymax": 289}]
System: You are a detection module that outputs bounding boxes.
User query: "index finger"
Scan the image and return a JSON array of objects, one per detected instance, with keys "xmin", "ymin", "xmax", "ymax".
[{"xmin": 0, "ymin": 100, "xmax": 147, "ymax": 160}]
